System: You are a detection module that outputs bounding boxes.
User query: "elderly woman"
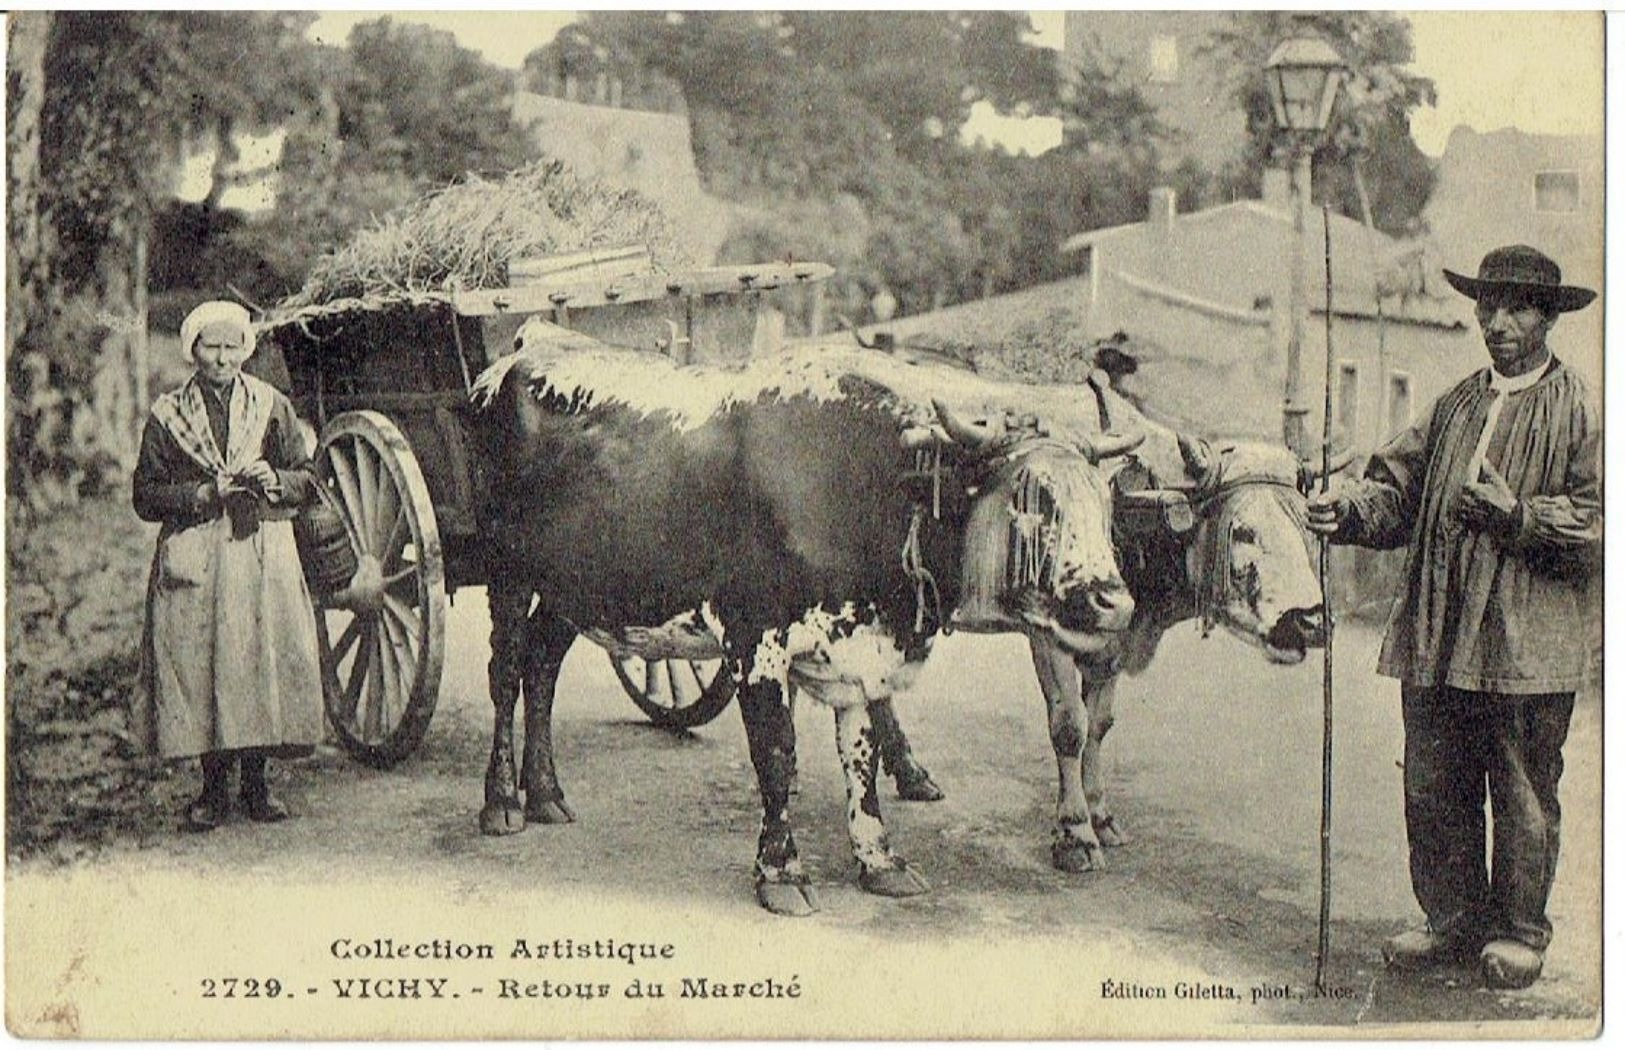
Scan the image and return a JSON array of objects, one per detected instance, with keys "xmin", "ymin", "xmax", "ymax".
[{"xmin": 132, "ymin": 301, "xmax": 324, "ymax": 831}]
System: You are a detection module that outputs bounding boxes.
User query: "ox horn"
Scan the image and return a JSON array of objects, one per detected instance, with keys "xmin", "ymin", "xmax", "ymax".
[
  {"xmin": 1079, "ymin": 430, "xmax": 1145, "ymax": 465},
  {"xmin": 900, "ymin": 424, "xmax": 947, "ymax": 450},
  {"xmin": 1177, "ymin": 433, "xmax": 1221, "ymax": 493},
  {"xmin": 932, "ymin": 399, "xmax": 1003, "ymax": 451}
]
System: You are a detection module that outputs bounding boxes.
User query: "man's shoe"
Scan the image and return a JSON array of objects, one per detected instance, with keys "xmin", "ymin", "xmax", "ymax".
[
  {"xmin": 1481, "ymin": 940, "xmax": 1543, "ymax": 990},
  {"xmin": 241, "ymin": 791, "xmax": 290, "ymax": 823},
  {"xmin": 184, "ymin": 795, "xmax": 229, "ymax": 832},
  {"xmin": 1382, "ymin": 926, "xmax": 1482, "ymax": 970}
]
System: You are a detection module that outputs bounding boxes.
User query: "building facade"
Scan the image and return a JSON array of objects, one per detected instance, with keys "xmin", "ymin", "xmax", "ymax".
[
  {"xmin": 1422, "ymin": 127, "xmax": 1604, "ymax": 389},
  {"xmin": 1059, "ymin": 177, "xmax": 1470, "ymax": 457}
]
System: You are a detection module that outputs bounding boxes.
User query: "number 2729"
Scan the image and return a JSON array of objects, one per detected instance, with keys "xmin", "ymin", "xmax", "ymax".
[{"xmin": 200, "ymin": 978, "xmax": 283, "ymax": 998}]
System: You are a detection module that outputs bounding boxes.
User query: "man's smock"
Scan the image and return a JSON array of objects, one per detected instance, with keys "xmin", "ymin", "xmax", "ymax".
[{"xmin": 1335, "ymin": 357, "xmax": 1600, "ymax": 694}]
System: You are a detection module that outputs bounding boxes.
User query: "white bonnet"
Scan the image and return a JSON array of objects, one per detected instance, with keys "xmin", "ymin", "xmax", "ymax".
[{"xmin": 180, "ymin": 300, "xmax": 255, "ymax": 360}]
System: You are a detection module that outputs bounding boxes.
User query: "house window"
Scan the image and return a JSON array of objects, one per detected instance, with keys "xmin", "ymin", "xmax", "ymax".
[
  {"xmin": 1534, "ymin": 171, "xmax": 1580, "ymax": 213},
  {"xmin": 1148, "ymin": 35, "xmax": 1179, "ymax": 83},
  {"xmin": 1336, "ymin": 361, "xmax": 1359, "ymax": 442},
  {"xmin": 1388, "ymin": 372, "xmax": 1413, "ymax": 436}
]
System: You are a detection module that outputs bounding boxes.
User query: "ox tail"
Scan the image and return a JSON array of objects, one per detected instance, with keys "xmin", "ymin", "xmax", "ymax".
[{"xmin": 469, "ymin": 351, "xmax": 528, "ymax": 411}]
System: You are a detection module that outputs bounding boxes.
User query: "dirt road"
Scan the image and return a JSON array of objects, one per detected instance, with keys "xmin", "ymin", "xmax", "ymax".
[{"xmin": 9, "ymin": 593, "xmax": 1600, "ymax": 1036}]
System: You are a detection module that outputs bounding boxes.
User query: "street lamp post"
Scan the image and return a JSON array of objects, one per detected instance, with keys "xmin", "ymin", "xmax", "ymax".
[{"xmin": 1264, "ymin": 37, "xmax": 1348, "ymax": 457}]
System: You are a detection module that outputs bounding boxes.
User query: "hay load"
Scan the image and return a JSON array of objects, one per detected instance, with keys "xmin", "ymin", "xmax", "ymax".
[{"xmin": 274, "ymin": 159, "xmax": 693, "ymax": 319}]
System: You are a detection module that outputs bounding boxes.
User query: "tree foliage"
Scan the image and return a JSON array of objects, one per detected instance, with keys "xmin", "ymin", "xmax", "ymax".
[
  {"xmin": 1204, "ymin": 11, "xmax": 1438, "ymax": 234},
  {"xmin": 526, "ymin": 11, "xmax": 1104, "ymax": 316},
  {"xmin": 229, "ymin": 18, "xmax": 539, "ymax": 302}
]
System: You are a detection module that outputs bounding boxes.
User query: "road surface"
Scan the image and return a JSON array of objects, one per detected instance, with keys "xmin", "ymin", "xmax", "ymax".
[{"xmin": 8, "ymin": 590, "xmax": 1600, "ymax": 1036}]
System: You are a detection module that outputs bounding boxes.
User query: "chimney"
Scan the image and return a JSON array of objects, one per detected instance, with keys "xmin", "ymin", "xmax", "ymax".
[
  {"xmin": 1262, "ymin": 168, "xmax": 1291, "ymax": 211},
  {"xmin": 1148, "ymin": 186, "xmax": 1177, "ymax": 231}
]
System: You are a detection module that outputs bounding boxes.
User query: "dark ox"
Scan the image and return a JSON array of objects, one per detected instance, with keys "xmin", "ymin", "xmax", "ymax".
[
  {"xmin": 872, "ymin": 371, "xmax": 1335, "ymax": 873},
  {"xmin": 468, "ymin": 320, "xmax": 1141, "ymax": 915}
]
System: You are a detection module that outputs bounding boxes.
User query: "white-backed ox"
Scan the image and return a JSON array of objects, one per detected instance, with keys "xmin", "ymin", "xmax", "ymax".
[
  {"xmin": 873, "ymin": 370, "xmax": 1339, "ymax": 873},
  {"xmin": 468, "ymin": 321, "xmax": 1142, "ymax": 915}
]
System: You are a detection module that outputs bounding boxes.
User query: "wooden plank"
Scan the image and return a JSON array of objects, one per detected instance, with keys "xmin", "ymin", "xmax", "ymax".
[
  {"xmin": 450, "ymin": 261, "xmax": 836, "ymax": 317},
  {"xmin": 510, "ymin": 244, "xmax": 654, "ymax": 284}
]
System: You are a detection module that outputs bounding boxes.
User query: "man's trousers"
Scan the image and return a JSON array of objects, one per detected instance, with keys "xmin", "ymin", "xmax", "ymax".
[{"xmin": 1400, "ymin": 684, "xmax": 1575, "ymax": 950}]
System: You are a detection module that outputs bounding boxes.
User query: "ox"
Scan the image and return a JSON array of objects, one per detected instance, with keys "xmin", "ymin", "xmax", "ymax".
[
  {"xmin": 872, "ymin": 370, "xmax": 1338, "ymax": 872},
  {"xmin": 469, "ymin": 321, "xmax": 1142, "ymax": 915}
]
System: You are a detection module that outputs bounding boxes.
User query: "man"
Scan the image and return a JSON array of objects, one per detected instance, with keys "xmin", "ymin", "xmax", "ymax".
[{"xmin": 1307, "ymin": 245, "xmax": 1600, "ymax": 990}]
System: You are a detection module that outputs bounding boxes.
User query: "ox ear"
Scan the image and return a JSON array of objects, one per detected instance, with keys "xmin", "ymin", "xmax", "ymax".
[
  {"xmin": 932, "ymin": 399, "xmax": 1003, "ymax": 451},
  {"xmin": 1177, "ymin": 433, "xmax": 1221, "ymax": 493},
  {"xmin": 1079, "ymin": 430, "xmax": 1145, "ymax": 465}
]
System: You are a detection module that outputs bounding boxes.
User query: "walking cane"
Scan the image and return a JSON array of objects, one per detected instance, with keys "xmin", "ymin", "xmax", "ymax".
[{"xmin": 1314, "ymin": 204, "xmax": 1336, "ymax": 993}]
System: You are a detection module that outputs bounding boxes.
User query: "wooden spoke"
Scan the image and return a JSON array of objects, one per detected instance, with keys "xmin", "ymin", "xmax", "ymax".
[
  {"xmin": 339, "ymin": 618, "xmax": 374, "ymax": 726},
  {"xmin": 328, "ymin": 444, "xmax": 367, "ymax": 553},
  {"xmin": 381, "ymin": 592, "xmax": 423, "ymax": 659},
  {"xmin": 374, "ymin": 619, "xmax": 404, "ymax": 741},
  {"xmin": 355, "ymin": 439, "xmax": 379, "ymax": 540},
  {"xmin": 612, "ymin": 654, "xmax": 738, "ymax": 730},
  {"xmin": 329, "ymin": 614, "xmax": 364, "ymax": 667},
  {"xmin": 667, "ymin": 660, "xmax": 694, "ymax": 708},
  {"xmin": 379, "ymin": 608, "xmax": 412, "ymax": 677},
  {"xmin": 374, "ymin": 476, "xmax": 402, "ymax": 559},
  {"xmin": 363, "ymin": 621, "xmax": 386, "ymax": 742},
  {"xmin": 643, "ymin": 659, "xmax": 667, "ymax": 706}
]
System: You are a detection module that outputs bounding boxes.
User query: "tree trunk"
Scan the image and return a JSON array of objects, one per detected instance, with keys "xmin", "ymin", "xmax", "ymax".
[
  {"xmin": 88, "ymin": 212, "xmax": 142, "ymax": 468},
  {"xmin": 6, "ymin": 12, "xmax": 64, "ymax": 514},
  {"xmin": 6, "ymin": 11, "xmax": 51, "ymax": 363},
  {"xmin": 203, "ymin": 113, "xmax": 238, "ymax": 211},
  {"xmin": 132, "ymin": 225, "xmax": 150, "ymax": 417}
]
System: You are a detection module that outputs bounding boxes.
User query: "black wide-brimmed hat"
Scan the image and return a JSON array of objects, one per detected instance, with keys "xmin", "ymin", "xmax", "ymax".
[{"xmin": 1443, "ymin": 244, "xmax": 1596, "ymax": 313}]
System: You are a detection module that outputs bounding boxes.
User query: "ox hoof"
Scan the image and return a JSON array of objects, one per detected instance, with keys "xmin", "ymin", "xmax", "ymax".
[
  {"xmin": 859, "ymin": 862, "xmax": 931, "ymax": 898},
  {"xmin": 1093, "ymin": 814, "xmax": 1129, "ymax": 847},
  {"xmin": 756, "ymin": 880, "xmax": 820, "ymax": 917},
  {"xmin": 479, "ymin": 802, "xmax": 526, "ymax": 836},
  {"xmin": 526, "ymin": 798, "xmax": 575, "ymax": 825},
  {"xmin": 895, "ymin": 769, "xmax": 946, "ymax": 803},
  {"xmin": 1052, "ymin": 839, "xmax": 1105, "ymax": 874}
]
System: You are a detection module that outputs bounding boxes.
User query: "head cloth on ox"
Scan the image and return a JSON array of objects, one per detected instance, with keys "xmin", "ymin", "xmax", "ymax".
[{"xmin": 1184, "ymin": 443, "xmax": 1311, "ymax": 634}]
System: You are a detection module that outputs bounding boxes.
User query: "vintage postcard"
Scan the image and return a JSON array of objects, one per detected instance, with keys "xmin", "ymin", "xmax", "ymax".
[{"xmin": 4, "ymin": 9, "xmax": 1605, "ymax": 1039}]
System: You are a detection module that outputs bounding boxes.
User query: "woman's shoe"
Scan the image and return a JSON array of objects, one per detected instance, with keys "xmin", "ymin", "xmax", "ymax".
[
  {"xmin": 184, "ymin": 795, "xmax": 229, "ymax": 832},
  {"xmin": 241, "ymin": 791, "xmax": 290, "ymax": 823}
]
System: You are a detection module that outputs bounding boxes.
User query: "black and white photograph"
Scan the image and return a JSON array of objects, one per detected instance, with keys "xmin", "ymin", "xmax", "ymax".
[{"xmin": 3, "ymin": 8, "xmax": 1605, "ymax": 1038}]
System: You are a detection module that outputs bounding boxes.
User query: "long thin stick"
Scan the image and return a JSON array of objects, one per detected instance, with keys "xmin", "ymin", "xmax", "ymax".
[{"xmin": 1315, "ymin": 203, "xmax": 1336, "ymax": 992}]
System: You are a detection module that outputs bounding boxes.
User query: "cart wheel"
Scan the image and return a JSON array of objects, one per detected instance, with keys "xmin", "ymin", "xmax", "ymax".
[
  {"xmin": 314, "ymin": 411, "xmax": 446, "ymax": 767},
  {"xmin": 612, "ymin": 655, "xmax": 736, "ymax": 729}
]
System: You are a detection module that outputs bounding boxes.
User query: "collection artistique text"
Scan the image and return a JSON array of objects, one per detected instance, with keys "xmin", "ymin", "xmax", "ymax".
[{"xmin": 329, "ymin": 938, "xmax": 676, "ymax": 965}]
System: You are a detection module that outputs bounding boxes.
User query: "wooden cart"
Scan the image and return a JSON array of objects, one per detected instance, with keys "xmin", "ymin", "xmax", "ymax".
[{"xmin": 252, "ymin": 258, "xmax": 834, "ymax": 766}]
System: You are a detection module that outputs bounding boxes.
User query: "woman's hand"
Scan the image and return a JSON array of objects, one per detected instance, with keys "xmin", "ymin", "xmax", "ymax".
[{"xmin": 237, "ymin": 460, "xmax": 279, "ymax": 493}]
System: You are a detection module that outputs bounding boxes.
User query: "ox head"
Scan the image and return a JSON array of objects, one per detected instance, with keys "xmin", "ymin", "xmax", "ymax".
[
  {"xmin": 930, "ymin": 400, "xmax": 1142, "ymax": 654},
  {"xmin": 1174, "ymin": 436, "xmax": 1338, "ymax": 664}
]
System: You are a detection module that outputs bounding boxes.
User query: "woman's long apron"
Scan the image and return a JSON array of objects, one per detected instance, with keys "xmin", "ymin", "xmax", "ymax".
[{"xmin": 132, "ymin": 376, "xmax": 324, "ymax": 760}]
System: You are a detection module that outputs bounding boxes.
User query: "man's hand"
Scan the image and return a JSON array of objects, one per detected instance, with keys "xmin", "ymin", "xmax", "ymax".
[
  {"xmin": 1458, "ymin": 462, "xmax": 1519, "ymax": 532},
  {"xmin": 1306, "ymin": 487, "xmax": 1350, "ymax": 537}
]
